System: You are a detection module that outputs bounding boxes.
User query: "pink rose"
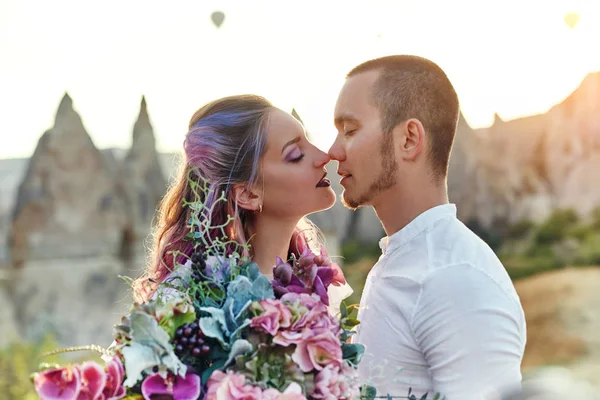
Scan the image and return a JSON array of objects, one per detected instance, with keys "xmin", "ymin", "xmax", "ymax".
[
  {"xmin": 292, "ymin": 329, "xmax": 343, "ymax": 372},
  {"xmin": 273, "ymin": 329, "xmax": 303, "ymax": 347},
  {"xmin": 312, "ymin": 363, "xmax": 359, "ymax": 400},
  {"xmin": 303, "ymin": 306, "xmax": 340, "ymax": 334},
  {"xmin": 280, "ymin": 293, "xmax": 322, "ymax": 330},
  {"xmin": 34, "ymin": 365, "xmax": 81, "ymax": 400},
  {"xmin": 290, "ymin": 293, "xmax": 322, "ymax": 310},
  {"xmin": 286, "ymin": 294, "xmax": 339, "ymax": 334},
  {"xmin": 206, "ymin": 370, "xmax": 262, "ymax": 400},
  {"xmin": 250, "ymin": 299, "xmax": 293, "ymax": 336},
  {"xmin": 263, "ymin": 382, "xmax": 307, "ymax": 400},
  {"xmin": 272, "ymin": 294, "xmax": 340, "ymax": 346}
]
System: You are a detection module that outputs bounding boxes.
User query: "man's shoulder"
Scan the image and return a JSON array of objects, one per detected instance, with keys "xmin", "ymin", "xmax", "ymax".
[{"xmin": 427, "ymin": 217, "xmax": 505, "ymax": 269}]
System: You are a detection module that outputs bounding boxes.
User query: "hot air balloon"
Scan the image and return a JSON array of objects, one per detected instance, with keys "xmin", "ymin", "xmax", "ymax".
[
  {"xmin": 564, "ymin": 13, "xmax": 579, "ymax": 29},
  {"xmin": 211, "ymin": 11, "xmax": 225, "ymax": 28}
]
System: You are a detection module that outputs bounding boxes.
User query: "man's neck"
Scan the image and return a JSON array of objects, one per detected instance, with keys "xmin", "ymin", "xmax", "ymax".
[
  {"xmin": 249, "ymin": 215, "xmax": 298, "ymax": 279},
  {"xmin": 373, "ymin": 180, "xmax": 449, "ymax": 237}
]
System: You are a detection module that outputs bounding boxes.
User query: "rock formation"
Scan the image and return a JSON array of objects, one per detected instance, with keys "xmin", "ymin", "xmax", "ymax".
[
  {"xmin": 447, "ymin": 112, "xmax": 478, "ymax": 222},
  {"xmin": 449, "ymin": 71, "xmax": 600, "ymax": 230},
  {"xmin": 9, "ymin": 93, "xmax": 129, "ymax": 266},
  {"xmin": 117, "ymin": 97, "xmax": 166, "ymax": 248}
]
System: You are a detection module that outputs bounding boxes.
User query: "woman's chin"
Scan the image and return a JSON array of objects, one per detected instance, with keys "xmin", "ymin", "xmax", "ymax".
[{"xmin": 309, "ymin": 190, "xmax": 337, "ymax": 214}]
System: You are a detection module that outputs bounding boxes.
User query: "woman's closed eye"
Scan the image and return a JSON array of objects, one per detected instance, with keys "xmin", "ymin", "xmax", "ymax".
[{"xmin": 285, "ymin": 148, "xmax": 304, "ymax": 163}]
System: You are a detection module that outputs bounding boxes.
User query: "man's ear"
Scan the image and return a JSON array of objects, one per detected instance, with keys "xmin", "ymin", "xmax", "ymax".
[
  {"xmin": 396, "ymin": 118, "xmax": 425, "ymax": 161},
  {"xmin": 232, "ymin": 184, "xmax": 262, "ymax": 212}
]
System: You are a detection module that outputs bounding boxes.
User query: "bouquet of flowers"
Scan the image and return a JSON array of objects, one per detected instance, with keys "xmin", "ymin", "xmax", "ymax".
[{"xmin": 31, "ymin": 175, "xmax": 375, "ymax": 400}]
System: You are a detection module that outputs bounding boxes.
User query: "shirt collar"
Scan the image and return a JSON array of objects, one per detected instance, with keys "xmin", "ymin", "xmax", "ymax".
[{"xmin": 378, "ymin": 204, "xmax": 457, "ymax": 254}]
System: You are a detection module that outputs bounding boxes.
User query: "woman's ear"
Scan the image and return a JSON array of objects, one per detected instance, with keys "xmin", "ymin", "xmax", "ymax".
[{"xmin": 232, "ymin": 184, "xmax": 262, "ymax": 212}]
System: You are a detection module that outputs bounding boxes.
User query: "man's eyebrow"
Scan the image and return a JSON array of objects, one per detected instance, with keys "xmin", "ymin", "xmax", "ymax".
[{"xmin": 334, "ymin": 114, "xmax": 359, "ymax": 127}]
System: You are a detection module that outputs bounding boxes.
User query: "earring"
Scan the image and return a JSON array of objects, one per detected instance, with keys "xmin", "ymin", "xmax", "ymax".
[{"xmin": 258, "ymin": 204, "xmax": 263, "ymax": 213}]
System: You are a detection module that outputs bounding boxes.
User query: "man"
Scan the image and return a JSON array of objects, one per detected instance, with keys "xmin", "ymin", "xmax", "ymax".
[{"xmin": 328, "ymin": 55, "xmax": 527, "ymax": 399}]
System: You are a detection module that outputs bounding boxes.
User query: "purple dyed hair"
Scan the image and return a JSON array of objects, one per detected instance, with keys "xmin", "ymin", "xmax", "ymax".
[{"xmin": 133, "ymin": 94, "xmax": 315, "ymax": 301}]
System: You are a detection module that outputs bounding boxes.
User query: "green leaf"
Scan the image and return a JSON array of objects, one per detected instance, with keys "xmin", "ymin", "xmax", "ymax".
[
  {"xmin": 342, "ymin": 318, "xmax": 360, "ymax": 328},
  {"xmin": 340, "ymin": 302, "xmax": 348, "ymax": 319},
  {"xmin": 420, "ymin": 393, "xmax": 429, "ymax": 400},
  {"xmin": 225, "ymin": 339, "xmax": 254, "ymax": 367},
  {"xmin": 341, "ymin": 343, "xmax": 365, "ymax": 365},
  {"xmin": 129, "ymin": 312, "xmax": 172, "ymax": 353},
  {"xmin": 169, "ymin": 311, "xmax": 196, "ymax": 334},
  {"xmin": 340, "ymin": 329, "xmax": 357, "ymax": 343},
  {"xmin": 360, "ymin": 385, "xmax": 377, "ymax": 400},
  {"xmin": 121, "ymin": 343, "xmax": 160, "ymax": 387},
  {"xmin": 201, "ymin": 358, "xmax": 227, "ymax": 384},
  {"xmin": 244, "ymin": 262, "xmax": 260, "ymax": 280},
  {"xmin": 250, "ymin": 274, "xmax": 275, "ymax": 300},
  {"xmin": 346, "ymin": 303, "xmax": 359, "ymax": 312},
  {"xmin": 199, "ymin": 307, "xmax": 230, "ymax": 347},
  {"xmin": 227, "ymin": 276, "xmax": 254, "ymax": 315},
  {"xmin": 433, "ymin": 393, "xmax": 441, "ymax": 400}
]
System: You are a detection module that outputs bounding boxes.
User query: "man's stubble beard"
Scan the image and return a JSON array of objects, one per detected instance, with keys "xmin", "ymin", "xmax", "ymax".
[{"xmin": 342, "ymin": 133, "xmax": 398, "ymax": 210}]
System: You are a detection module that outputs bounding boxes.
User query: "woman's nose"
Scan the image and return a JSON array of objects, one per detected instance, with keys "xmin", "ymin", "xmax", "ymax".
[{"xmin": 314, "ymin": 148, "xmax": 331, "ymax": 168}]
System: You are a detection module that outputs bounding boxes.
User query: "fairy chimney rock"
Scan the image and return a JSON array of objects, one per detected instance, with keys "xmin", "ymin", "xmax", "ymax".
[
  {"xmin": 9, "ymin": 93, "xmax": 129, "ymax": 266},
  {"xmin": 120, "ymin": 96, "xmax": 166, "ymax": 239}
]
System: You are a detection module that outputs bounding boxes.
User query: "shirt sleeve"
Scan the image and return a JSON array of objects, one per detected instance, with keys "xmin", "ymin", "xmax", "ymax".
[{"xmin": 410, "ymin": 263, "xmax": 525, "ymax": 400}]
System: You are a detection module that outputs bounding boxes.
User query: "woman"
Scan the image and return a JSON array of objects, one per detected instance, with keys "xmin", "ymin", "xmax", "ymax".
[{"xmin": 134, "ymin": 94, "xmax": 350, "ymax": 305}]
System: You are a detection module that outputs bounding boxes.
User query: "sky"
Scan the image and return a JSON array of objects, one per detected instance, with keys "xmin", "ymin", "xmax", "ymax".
[{"xmin": 1, "ymin": 0, "xmax": 600, "ymax": 159}]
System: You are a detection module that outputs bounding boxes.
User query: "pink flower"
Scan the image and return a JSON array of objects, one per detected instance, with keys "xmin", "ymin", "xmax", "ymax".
[
  {"xmin": 262, "ymin": 382, "xmax": 307, "ymax": 400},
  {"xmin": 314, "ymin": 247, "xmax": 346, "ymax": 287},
  {"xmin": 101, "ymin": 358, "xmax": 125, "ymax": 399},
  {"xmin": 75, "ymin": 361, "xmax": 106, "ymax": 400},
  {"xmin": 281, "ymin": 293, "xmax": 321, "ymax": 310},
  {"xmin": 303, "ymin": 306, "xmax": 341, "ymax": 335},
  {"xmin": 281, "ymin": 293, "xmax": 340, "ymax": 334},
  {"xmin": 250, "ymin": 299, "xmax": 293, "ymax": 336},
  {"xmin": 273, "ymin": 329, "xmax": 303, "ymax": 347},
  {"xmin": 141, "ymin": 371, "xmax": 201, "ymax": 400},
  {"xmin": 312, "ymin": 363, "xmax": 359, "ymax": 400},
  {"xmin": 34, "ymin": 366, "xmax": 81, "ymax": 400},
  {"xmin": 33, "ymin": 359, "xmax": 127, "ymax": 400},
  {"xmin": 206, "ymin": 370, "xmax": 262, "ymax": 400},
  {"xmin": 292, "ymin": 329, "xmax": 343, "ymax": 372}
]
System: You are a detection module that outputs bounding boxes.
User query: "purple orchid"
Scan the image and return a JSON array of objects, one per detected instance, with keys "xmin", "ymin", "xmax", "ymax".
[
  {"xmin": 34, "ymin": 365, "xmax": 81, "ymax": 400},
  {"xmin": 141, "ymin": 371, "xmax": 201, "ymax": 400},
  {"xmin": 271, "ymin": 247, "xmax": 347, "ymax": 306}
]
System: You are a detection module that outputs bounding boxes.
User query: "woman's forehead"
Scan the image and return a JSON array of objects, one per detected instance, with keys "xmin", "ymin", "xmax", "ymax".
[{"xmin": 266, "ymin": 109, "xmax": 306, "ymax": 147}]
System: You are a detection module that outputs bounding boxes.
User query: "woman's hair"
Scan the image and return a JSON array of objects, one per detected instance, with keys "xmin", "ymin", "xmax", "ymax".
[{"xmin": 133, "ymin": 94, "xmax": 322, "ymax": 302}]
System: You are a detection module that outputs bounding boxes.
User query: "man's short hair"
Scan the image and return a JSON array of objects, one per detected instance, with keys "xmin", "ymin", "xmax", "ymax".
[{"xmin": 348, "ymin": 55, "xmax": 460, "ymax": 179}]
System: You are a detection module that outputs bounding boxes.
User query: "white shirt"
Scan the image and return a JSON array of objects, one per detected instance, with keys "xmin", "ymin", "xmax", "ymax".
[{"xmin": 354, "ymin": 204, "xmax": 527, "ymax": 400}]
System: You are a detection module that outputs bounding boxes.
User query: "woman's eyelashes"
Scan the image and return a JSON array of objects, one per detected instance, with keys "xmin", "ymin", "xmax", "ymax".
[{"xmin": 285, "ymin": 147, "xmax": 304, "ymax": 163}]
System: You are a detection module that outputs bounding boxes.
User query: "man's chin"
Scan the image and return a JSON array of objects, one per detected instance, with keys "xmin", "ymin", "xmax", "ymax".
[{"xmin": 341, "ymin": 192, "xmax": 366, "ymax": 211}]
